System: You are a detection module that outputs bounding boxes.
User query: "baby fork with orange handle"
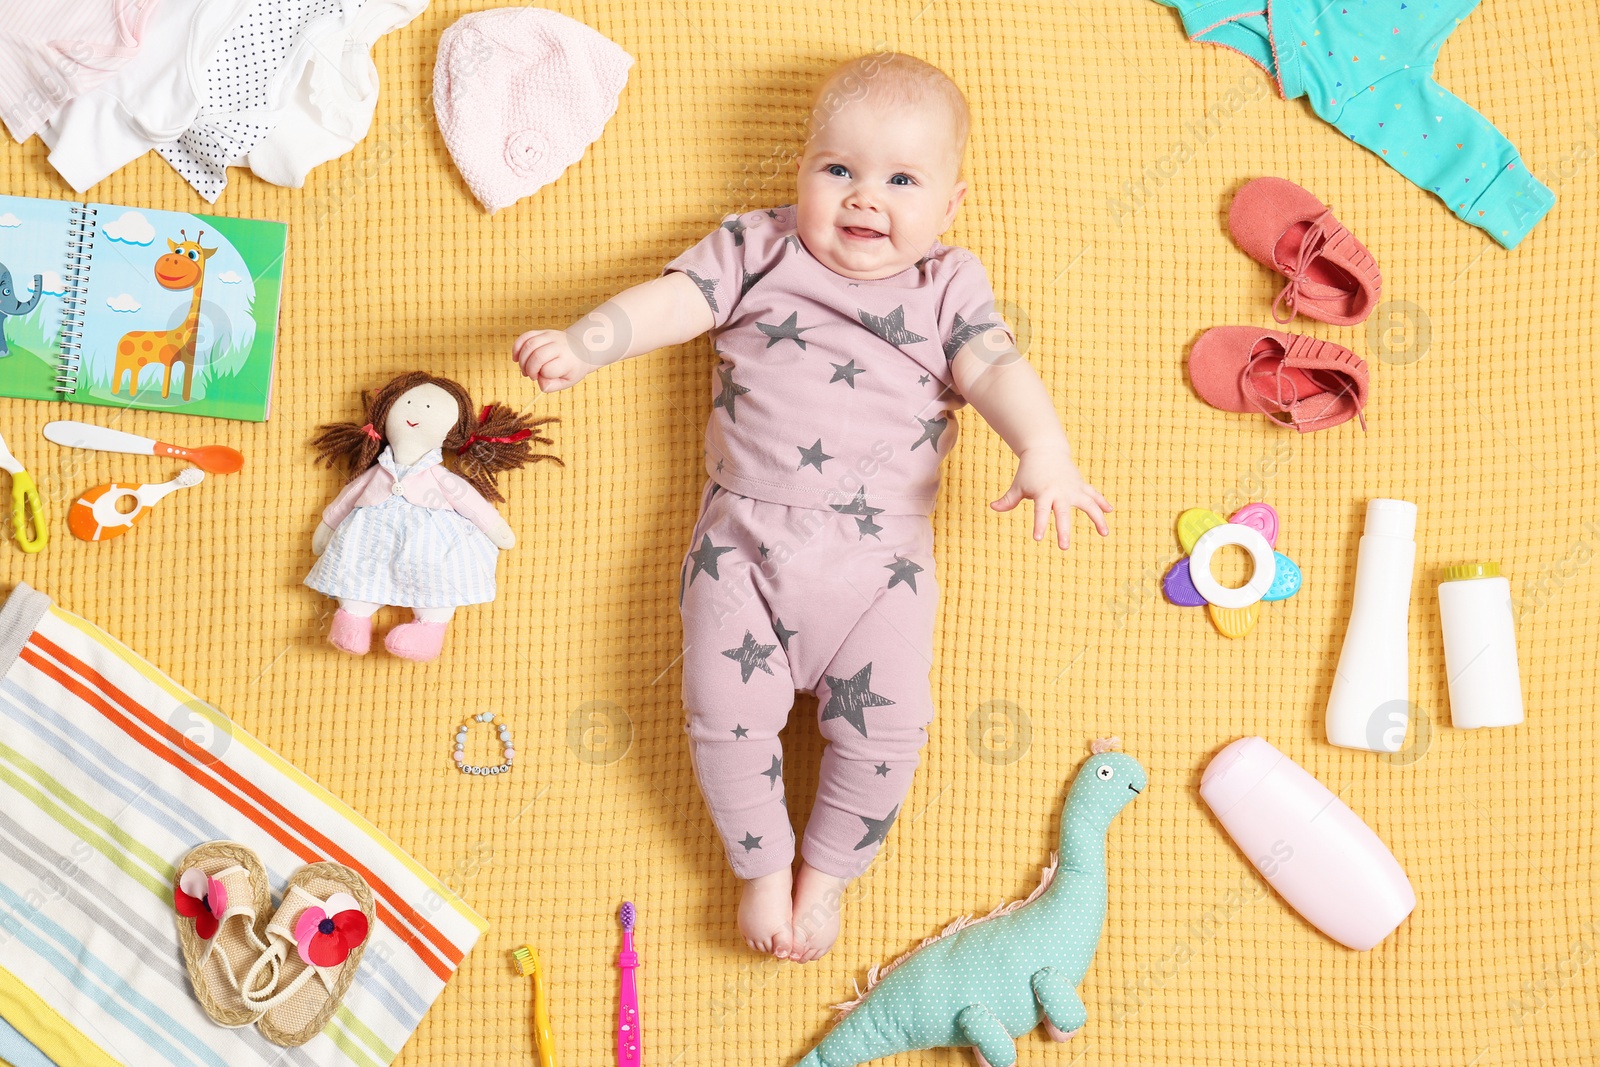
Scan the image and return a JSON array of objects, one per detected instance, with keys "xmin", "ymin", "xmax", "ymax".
[{"xmin": 43, "ymin": 421, "xmax": 244, "ymax": 474}]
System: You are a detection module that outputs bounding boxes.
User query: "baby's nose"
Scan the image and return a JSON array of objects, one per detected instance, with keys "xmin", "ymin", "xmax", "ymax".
[{"xmin": 846, "ymin": 187, "xmax": 879, "ymax": 210}]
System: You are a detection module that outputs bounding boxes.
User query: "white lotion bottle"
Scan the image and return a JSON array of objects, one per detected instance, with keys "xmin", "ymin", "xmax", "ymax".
[
  {"xmin": 1201, "ymin": 736, "xmax": 1416, "ymax": 950},
  {"xmin": 1438, "ymin": 562, "xmax": 1525, "ymax": 728},
  {"xmin": 1326, "ymin": 499, "xmax": 1418, "ymax": 752}
]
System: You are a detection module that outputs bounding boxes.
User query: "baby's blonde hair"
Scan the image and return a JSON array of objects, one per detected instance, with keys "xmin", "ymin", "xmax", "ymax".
[{"xmin": 806, "ymin": 52, "xmax": 970, "ymax": 178}]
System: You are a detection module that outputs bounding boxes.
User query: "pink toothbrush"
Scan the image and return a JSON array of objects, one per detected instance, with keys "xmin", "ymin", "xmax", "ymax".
[{"xmin": 616, "ymin": 902, "xmax": 641, "ymax": 1066}]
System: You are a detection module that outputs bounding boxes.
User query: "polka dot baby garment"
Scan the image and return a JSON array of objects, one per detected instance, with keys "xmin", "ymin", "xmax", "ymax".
[{"xmin": 156, "ymin": 0, "xmax": 347, "ymax": 202}]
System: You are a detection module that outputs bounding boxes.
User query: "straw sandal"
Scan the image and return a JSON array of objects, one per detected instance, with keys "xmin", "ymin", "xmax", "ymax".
[
  {"xmin": 1228, "ymin": 177, "xmax": 1382, "ymax": 326},
  {"xmin": 1189, "ymin": 326, "xmax": 1369, "ymax": 433},
  {"xmin": 242, "ymin": 862, "xmax": 375, "ymax": 1047},
  {"xmin": 173, "ymin": 841, "xmax": 278, "ymax": 1027}
]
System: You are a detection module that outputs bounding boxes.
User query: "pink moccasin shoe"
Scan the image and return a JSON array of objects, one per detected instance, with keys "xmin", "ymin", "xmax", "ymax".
[
  {"xmin": 1228, "ymin": 177, "xmax": 1382, "ymax": 326},
  {"xmin": 384, "ymin": 620, "xmax": 448, "ymax": 662},
  {"xmin": 1189, "ymin": 326, "xmax": 1369, "ymax": 433},
  {"xmin": 327, "ymin": 610, "xmax": 372, "ymax": 656}
]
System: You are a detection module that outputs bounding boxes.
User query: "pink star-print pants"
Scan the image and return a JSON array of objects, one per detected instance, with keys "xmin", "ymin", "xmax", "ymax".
[{"xmin": 677, "ymin": 481, "xmax": 938, "ymax": 880}]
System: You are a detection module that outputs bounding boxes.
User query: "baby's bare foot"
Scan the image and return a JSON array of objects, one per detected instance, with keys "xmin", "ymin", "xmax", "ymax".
[
  {"xmin": 739, "ymin": 869, "xmax": 795, "ymax": 958},
  {"xmin": 790, "ymin": 862, "xmax": 851, "ymax": 962}
]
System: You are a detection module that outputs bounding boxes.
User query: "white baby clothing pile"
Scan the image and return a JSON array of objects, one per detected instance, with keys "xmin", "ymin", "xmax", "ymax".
[{"xmin": 17, "ymin": 0, "xmax": 427, "ymax": 199}]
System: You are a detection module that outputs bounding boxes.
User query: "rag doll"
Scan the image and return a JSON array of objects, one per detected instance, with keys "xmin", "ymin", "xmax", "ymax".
[{"xmin": 306, "ymin": 371, "xmax": 559, "ymax": 661}]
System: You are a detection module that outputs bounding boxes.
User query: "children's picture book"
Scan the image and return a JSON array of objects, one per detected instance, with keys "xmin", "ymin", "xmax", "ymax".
[{"xmin": 0, "ymin": 194, "xmax": 286, "ymax": 422}]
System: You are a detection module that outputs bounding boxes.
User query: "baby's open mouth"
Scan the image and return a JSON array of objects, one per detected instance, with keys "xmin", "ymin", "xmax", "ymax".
[{"xmin": 841, "ymin": 225, "xmax": 886, "ymax": 240}]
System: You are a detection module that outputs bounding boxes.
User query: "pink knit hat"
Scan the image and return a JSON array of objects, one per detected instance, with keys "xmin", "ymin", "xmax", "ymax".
[{"xmin": 434, "ymin": 8, "xmax": 633, "ymax": 214}]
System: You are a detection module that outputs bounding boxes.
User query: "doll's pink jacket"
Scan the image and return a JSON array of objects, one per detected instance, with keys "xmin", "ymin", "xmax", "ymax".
[{"xmin": 320, "ymin": 461, "xmax": 504, "ymax": 535}]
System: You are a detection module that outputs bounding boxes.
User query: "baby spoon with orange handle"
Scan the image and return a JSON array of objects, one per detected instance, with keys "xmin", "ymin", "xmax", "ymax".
[{"xmin": 42, "ymin": 421, "xmax": 244, "ymax": 475}]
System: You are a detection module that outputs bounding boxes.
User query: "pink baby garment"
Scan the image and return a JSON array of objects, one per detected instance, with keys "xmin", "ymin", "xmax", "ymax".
[
  {"xmin": 0, "ymin": 0, "xmax": 161, "ymax": 143},
  {"xmin": 662, "ymin": 205, "xmax": 1014, "ymax": 516}
]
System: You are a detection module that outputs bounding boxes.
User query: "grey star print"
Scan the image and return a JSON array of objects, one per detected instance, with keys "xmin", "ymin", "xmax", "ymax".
[
  {"xmin": 782, "ymin": 234, "xmax": 802, "ymax": 253},
  {"xmin": 858, "ymin": 305, "xmax": 927, "ymax": 347},
  {"xmin": 722, "ymin": 218, "xmax": 746, "ymax": 245},
  {"xmin": 874, "ymin": 762, "xmax": 891, "ymax": 777},
  {"xmin": 820, "ymin": 663, "xmax": 895, "ymax": 737},
  {"xmin": 918, "ymin": 373, "xmax": 931, "ymax": 385},
  {"xmin": 885, "ymin": 555, "xmax": 923, "ymax": 593},
  {"xmin": 911, "ymin": 415, "xmax": 949, "ymax": 452},
  {"xmin": 722, "ymin": 630, "xmax": 777, "ymax": 682},
  {"xmin": 731, "ymin": 724, "xmax": 749, "ymax": 739},
  {"xmin": 943, "ymin": 312, "xmax": 998, "ymax": 360},
  {"xmin": 853, "ymin": 804, "xmax": 900, "ymax": 851},
  {"xmin": 772, "ymin": 618, "xmax": 798, "ymax": 651},
  {"xmin": 685, "ymin": 269, "xmax": 718, "ymax": 314},
  {"xmin": 713, "ymin": 364, "xmax": 750, "ymax": 422},
  {"xmin": 830, "ymin": 488, "xmax": 884, "ymax": 518},
  {"xmin": 739, "ymin": 832, "xmax": 762, "ymax": 851},
  {"xmin": 830, "ymin": 360, "xmax": 865, "ymax": 387},
  {"xmin": 757, "ymin": 311, "xmax": 816, "ymax": 350},
  {"xmin": 688, "ymin": 534, "xmax": 735, "ymax": 584},
  {"xmin": 796, "ymin": 438, "xmax": 832, "ymax": 472},
  {"xmin": 740, "ymin": 268, "xmax": 768, "ymax": 297},
  {"xmin": 762, "ymin": 755, "xmax": 783, "ymax": 789},
  {"xmin": 855, "ymin": 516, "xmax": 884, "ymax": 540}
]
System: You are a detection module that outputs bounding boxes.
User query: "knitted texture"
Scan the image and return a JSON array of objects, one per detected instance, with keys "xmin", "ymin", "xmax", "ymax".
[
  {"xmin": 432, "ymin": 7, "xmax": 632, "ymax": 214},
  {"xmin": 0, "ymin": 0, "xmax": 1595, "ymax": 1063},
  {"xmin": 797, "ymin": 747, "xmax": 1147, "ymax": 1067}
]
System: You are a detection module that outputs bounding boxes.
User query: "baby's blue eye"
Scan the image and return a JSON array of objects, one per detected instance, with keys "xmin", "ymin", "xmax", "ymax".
[
  {"xmin": 889, "ymin": 174, "xmax": 914, "ymax": 186},
  {"xmin": 827, "ymin": 164, "xmax": 849, "ymax": 178}
]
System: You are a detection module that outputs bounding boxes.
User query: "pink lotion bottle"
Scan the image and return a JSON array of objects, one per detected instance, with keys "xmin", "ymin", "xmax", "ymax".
[{"xmin": 1200, "ymin": 737, "xmax": 1415, "ymax": 950}]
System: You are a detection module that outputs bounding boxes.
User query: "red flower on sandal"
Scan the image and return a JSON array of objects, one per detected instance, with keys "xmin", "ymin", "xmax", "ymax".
[
  {"xmin": 174, "ymin": 868, "xmax": 228, "ymax": 940},
  {"xmin": 293, "ymin": 892, "xmax": 370, "ymax": 967}
]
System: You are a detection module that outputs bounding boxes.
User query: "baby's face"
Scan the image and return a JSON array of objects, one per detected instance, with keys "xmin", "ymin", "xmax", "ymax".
[{"xmin": 795, "ymin": 98, "xmax": 967, "ymax": 280}]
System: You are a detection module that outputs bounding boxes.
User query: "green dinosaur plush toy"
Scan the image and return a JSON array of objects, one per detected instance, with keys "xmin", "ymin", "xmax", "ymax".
[{"xmin": 797, "ymin": 739, "xmax": 1146, "ymax": 1067}]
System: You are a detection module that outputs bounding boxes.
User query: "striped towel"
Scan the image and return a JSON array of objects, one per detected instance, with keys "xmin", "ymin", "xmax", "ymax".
[{"xmin": 0, "ymin": 583, "xmax": 485, "ymax": 1067}]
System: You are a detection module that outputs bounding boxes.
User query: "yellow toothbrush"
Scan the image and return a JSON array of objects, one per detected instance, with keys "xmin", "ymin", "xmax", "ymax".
[{"xmin": 511, "ymin": 945, "xmax": 557, "ymax": 1067}]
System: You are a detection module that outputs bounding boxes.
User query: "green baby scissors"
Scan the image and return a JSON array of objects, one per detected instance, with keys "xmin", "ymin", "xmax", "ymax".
[{"xmin": 0, "ymin": 430, "xmax": 46, "ymax": 553}]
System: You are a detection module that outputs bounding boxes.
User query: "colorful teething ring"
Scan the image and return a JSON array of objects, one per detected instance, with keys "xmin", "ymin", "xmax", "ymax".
[{"xmin": 1163, "ymin": 503, "xmax": 1303, "ymax": 638}]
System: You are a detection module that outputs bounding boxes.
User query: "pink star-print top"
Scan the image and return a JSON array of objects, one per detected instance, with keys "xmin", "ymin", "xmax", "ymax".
[{"xmin": 662, "ymin": 205, "xmax": 1014, "ymax": 516}]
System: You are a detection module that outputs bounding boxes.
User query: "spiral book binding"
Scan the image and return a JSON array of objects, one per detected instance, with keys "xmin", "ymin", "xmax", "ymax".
[{"xmin": 57, "ymin": 202, "xmax": 96, "ymax": 395}]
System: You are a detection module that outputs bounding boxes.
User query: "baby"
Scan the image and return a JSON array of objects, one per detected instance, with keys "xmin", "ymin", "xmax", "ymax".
[{"xmin": 513, "ymin": 53, "xmax": 1111, "ymax": 962}]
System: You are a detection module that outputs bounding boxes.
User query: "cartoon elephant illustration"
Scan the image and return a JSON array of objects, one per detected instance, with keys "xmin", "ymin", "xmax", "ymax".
[{"xmin": 0, "ymin": 262, "xmax": 43, "ymax": 358}]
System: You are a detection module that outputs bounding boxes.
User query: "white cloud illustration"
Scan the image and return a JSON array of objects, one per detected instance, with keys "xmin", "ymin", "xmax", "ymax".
[
  {"xmin": 39, "ymin": 271, "xmax": 66, "ymax": 297},
  {"xmin": 216, "ymin": 270, "xmax": 242, "ymax": 283},
  {"xmin": 106, "ymin": 293, "xmax": 142, "ymax": 313},
  {"xmin": 103, "ymin": 211, "xmax": 156, "ymax": 246},
  {"xmin": 0, "ymin": 213, "xmax": 20, "ymax": 228}
]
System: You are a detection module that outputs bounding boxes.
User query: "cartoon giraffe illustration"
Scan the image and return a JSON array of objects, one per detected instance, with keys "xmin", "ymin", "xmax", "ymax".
[{"xmin": 112, "ymin": 230, "xmax": 216, "ymax": 400}]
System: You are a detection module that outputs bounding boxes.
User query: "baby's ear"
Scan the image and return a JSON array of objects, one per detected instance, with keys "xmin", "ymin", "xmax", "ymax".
[{"xmin": 942, "ymin": 180, "xmax": 969, "ymax": 229}]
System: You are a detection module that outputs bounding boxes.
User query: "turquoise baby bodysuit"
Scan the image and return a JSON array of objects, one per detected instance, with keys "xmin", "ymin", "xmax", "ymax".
[{"xmin": 1151, "ymin": 0, "xmax": 1555, "ymax": 248}]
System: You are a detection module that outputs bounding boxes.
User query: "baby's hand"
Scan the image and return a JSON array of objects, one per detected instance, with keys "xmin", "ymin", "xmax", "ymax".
[
  {"xmin": 991, "ymin": 445, "xmax": 1112, "ymax": 549},
  {"xmin": 513, "ymin": 329, "xmax": 591, "ymax": 392}
]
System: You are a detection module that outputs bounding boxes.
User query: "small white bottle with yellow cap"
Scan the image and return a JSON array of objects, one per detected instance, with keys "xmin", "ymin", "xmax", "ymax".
[{"xmin": 1438, "ymin": 562, "xmax": 1525, "ymax": 729}]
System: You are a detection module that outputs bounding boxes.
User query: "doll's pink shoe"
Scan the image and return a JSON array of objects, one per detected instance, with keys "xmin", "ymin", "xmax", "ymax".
[
  {"xmin": 384, "ymin": 620, "xmax": 448, "ymax": 662},
  {"xmin": 1228, "ymin": 177, "xmax": 1381, "ymax": 326},
  {"xmin": 1189, "ymin": 326, "xmax": 1368, "ymax": 433},
  {"xmin": 327, "ymin": 610, "xmax": 372, "ymax": 655}
]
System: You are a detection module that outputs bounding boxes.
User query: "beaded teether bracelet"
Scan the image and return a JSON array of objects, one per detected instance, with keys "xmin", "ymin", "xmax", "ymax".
[{"xmin": 453, "ymin": 712, "xmax": 515, "ymax": 776}]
